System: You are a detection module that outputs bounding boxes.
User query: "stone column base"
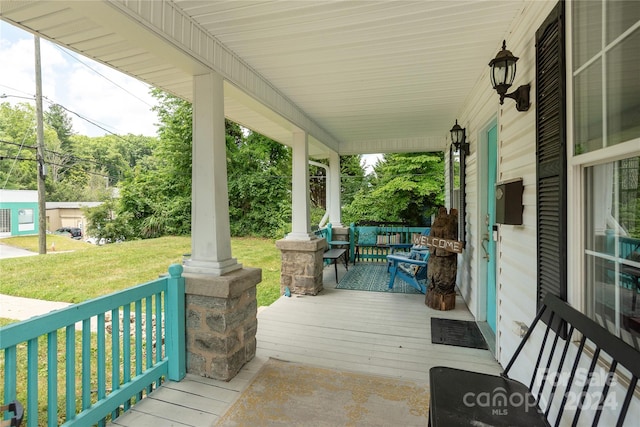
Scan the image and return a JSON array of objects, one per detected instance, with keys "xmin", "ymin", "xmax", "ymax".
[
  {"xmin": 276, "ymin": 238, "xmax": 327, "ymax": 295},
  {"xmin": 184, "ymin": 267, "xmax": 261, "ymax": 381}
]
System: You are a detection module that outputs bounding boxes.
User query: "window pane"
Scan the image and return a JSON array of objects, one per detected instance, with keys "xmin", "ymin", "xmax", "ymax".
[
  {"xmin": 18, "ymin": 208, "xmax": 33, "ymax": 224},
  {"xmin": 607, "ymin": 0, "xmax": 640, "ymax": 43},
  {"xmin": 620, "ymin": 158, "xmax": 640, "ymax": 236},
  {"xmin": 0, "ymin": 209, "xmax": 10, "ymax": 232},
  {"xmin": 574, "ymin": 59, "xmax": 603, "ymax": 154},
  {"xmin": 573, "ymin": 0, "xmax": 602, "ymax": 70},
  {"xmin": 607, "ymin": 28, "xmax": 640, "ymax": 147},
  {"xmin": 585, "ymin": 158, "xmax": 640, "ymax": 349}
]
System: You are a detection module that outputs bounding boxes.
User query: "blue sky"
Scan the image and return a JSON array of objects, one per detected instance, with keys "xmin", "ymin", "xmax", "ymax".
[{"xmin": 0, "ymin": 21, "xmax": 158, "ymax": 137}]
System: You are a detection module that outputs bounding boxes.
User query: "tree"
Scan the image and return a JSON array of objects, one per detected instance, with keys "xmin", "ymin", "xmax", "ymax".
[
  {"xmin": 227, "ymin": 130, "xmax": 292, "ymax": 237},
  {"xmin": 44, "ymin": 104, "xmax": 74, "ymax": 150},
  {"xmin": 118, "ymin": 90, "xmax": 192, "ymax": 238},
  {"xmin": 342, "ymin": 152, "xmax": 444, "ymax": 225},
  {"xmin": 0, "ymin": 102, "xmax": 63, "ymax": 191},
  {"xmin": 0, "ymin": 102, "xmax": 36, "ymax": 142},
  {"xmin": 0, "ymin": 102, "xmax": 38, "ymax": 189},
  {"xmin": 340, "ymin": 154, "xmax": 366, "ymax": 207},
  {"xmin": 118, "ymin": 90, "xmax": 297, "ymax": 239},
  {"xmin": 41, "ymin": 104, "xmax": 76, "ymax": 185},
  {"xmin": 307, "ymin": 155, "xmax": 366, "ymax": 227},
  {"xmin": 0, "ymin": 102, "xmax": 134, "ymax": 201},
  {"xmin": 72, "ymin": 135, "xmax": 129, "ymax": 185},
  {"xmin": 83, "ymin": 198, "xmax": 134, "ymax": 243},
  {"xmin": 309, "ymin": 159, "xmax": 327, "ymax": 210}
]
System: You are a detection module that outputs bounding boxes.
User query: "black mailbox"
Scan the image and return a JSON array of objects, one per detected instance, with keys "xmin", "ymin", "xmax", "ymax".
[{"xmin": 495, "ymin": 179, "xmax": 523, "ymax": 225}]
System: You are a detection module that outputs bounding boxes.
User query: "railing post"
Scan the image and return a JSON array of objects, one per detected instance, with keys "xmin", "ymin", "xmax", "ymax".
[
  {"xmin": 350, "ymin": 222, "xmax": 355, "ymax": 263},
  {"xmin": 166, "ymin": 264, "xmax": 186, "ymax": 381}
]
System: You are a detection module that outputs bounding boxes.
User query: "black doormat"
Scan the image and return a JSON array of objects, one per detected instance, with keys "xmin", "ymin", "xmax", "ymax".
[{"xmin": 430, "ymin": 318, "xmax": 489, "ymax": 350}]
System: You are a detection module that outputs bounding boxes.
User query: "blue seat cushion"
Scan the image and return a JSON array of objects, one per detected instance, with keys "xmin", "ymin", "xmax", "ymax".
[
  {"xmin": 398, "ymin": 262, "xmax": 420, "ymax": 276},
  {"xmin": 357, "ymin": 226, "xmax": 378, "ymax": 245},
  {"xmin": 398, "ymin": 250, "xmax": 427, "ymax": 276}
]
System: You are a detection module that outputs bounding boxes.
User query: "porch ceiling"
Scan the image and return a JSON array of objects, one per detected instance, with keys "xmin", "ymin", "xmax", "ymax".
[{"xmin": 0, "ymin": 0, "xmax": 525, "ymax": 156}]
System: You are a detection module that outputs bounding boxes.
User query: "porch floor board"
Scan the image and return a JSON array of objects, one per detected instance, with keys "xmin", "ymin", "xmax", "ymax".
[{"xmin": 110, "ymin": 263, "xmax": 501, "ymax": 427}]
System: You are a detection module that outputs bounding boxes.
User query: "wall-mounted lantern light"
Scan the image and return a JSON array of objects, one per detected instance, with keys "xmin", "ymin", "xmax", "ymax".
[
  {"xmin": 450, "ymin": 120, "xmax": 469, "ymax": 155},
  {"xmin": 488, "ymin": 40, "xmax": 530, "ymax": 112}
]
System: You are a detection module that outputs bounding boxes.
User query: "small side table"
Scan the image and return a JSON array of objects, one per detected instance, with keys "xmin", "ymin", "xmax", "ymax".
[
  {"xmin": 328, "ymin": 240, "xmax": 350, "ymax": 264},
  {"xmin": 323, "ymin": 248, "xmax": 348, "ymax": 283}
]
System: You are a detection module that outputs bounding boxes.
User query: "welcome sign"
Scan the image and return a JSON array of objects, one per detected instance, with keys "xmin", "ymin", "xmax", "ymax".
[{"xmin": 414, "ymin": 235, "xmax": 465, "ymax": 254}]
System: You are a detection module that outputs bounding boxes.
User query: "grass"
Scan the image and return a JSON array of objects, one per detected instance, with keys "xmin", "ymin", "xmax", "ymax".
[
  {"xmin": 0, "ymin": 235, "xmax": 283, "ymax": 425},
  {"xmin": 4, "ymin": 234, "xmax": 94, "ymax": 253},
  {"xmin": 0, "ymin": 323, "xmax": 92, "ymax": 425},
  {"xmin": 1, "ymin": 312, "xmax": 164, "ymax": 426},
  {"xmin": 0, "ymin": 235, "xmax": 281, "ymax": 307}
]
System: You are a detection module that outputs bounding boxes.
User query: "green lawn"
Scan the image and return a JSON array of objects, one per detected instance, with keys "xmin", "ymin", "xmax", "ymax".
[
  {"xmin": 0, "ymin": 235, "xmax": 283, "ymax": 425},
  {"xmin": 0, "ymin": 235, "xmax": 281, "ymax": 307}
]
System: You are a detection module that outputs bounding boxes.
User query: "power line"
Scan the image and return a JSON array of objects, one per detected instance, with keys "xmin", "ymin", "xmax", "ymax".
[
  {"xmin": 1, "ymin": 139, "xmax": 118, "ymax": 186},
  {"xmin": 0, "ymin": 156, "xmax": 33, "ymax": 161},
  {"xmin": 0, "ymin": 138, "xmax": 113, "ymax": 170},
  {"xmin": 1, "ymin": 131, "xmax": 31, "ymax": 189},
  {"xmin": 0, "ymin": 93, "xmax": 34, "ymax": 101},
  {"xmin": 42, "ymin": 96, "xmax": 136, "ymax": 145},
  {"xmin": 1, "ymin": 93, "xmax": 142, "ymax": 145},
  {"xmin": 0, "ymin": 85, "xmax": 33, "ymax": 98},
  {"xmin": 0, "ymin": 151, "xmax": 112, "ymax": 180},
  {"xmin": 53, "ymin": 44, "xmax": 154, "ymax": 108}
]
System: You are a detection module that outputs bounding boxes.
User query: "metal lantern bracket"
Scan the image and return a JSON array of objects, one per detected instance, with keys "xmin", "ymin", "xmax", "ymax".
[{"xmin": 503, "ymin": 83, "xmax": 531, "ymax": 112}]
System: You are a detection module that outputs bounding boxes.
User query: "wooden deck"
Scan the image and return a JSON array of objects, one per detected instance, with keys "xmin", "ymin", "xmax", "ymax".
[{"xmin": 110, "ymin": 263, "xmax": 501, "ymax": 426}]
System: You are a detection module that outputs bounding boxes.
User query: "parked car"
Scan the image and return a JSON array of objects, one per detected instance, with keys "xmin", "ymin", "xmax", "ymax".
[
  {"xmin": 55, "ymin": 227, "xmax": 83, "ymax": 239},
  {"xmin": 85, "ymin": 236, "xmax": 106, "ymax": 245}
]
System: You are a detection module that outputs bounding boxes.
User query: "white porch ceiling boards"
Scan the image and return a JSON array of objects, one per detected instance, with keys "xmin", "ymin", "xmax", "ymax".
[{"xmin": 1, "ymin": 0, "xmax": 526, "ymax": 156}]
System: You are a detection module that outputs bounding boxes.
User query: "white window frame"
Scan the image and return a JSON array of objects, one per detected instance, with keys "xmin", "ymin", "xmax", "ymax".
[{"xmin": 567, "ymin": 0, "xmax": 640, "ymax": 312}]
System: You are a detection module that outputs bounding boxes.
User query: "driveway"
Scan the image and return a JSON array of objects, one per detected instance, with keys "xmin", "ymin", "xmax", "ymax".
[
  {"xmin": 0, "ymin": 294, "xmax": 71, "ymax": 321},
  {"xmin": 0, "ymin": 243, "xmax": 38, "ymax": 259},
  {"xmin": 0, "ymin": 243, "xmax": 71, "ymax": 321}
]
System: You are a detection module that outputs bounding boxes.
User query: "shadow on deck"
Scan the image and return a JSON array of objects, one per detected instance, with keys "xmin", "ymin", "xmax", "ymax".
[{"xmin": 110, "ymin": 263, "xmax": 500, "ymax": 426}]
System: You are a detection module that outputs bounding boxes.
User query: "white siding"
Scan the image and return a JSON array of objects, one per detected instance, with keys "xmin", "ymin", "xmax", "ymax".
[{"xmin": 455, "ymin": 0, "xmax": 558, "ymax": 370}]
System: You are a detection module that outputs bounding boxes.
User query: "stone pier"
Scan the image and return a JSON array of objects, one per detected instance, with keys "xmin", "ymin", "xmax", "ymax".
[
  {"xmin": 184, "ymin": 268, "xmax": 261, "ymax": 381},
  {"xmin": 276, "ymin": 238, "xmax": 327, "ymax": 295}
]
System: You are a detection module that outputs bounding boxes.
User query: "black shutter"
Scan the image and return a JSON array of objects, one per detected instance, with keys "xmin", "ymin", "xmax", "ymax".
[{"xmin": 536, "ymin": 1, "xmax": 566, "ymax": 311}]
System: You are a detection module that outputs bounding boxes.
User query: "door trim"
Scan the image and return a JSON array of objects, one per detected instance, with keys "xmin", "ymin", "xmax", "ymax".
[
  {"xmin": 486, "ymin": 123, "xmax": 498, "ymax": 333},
  {"xmin": 474, "ymin": 116, "xmax": 498, "ymax": 352}
]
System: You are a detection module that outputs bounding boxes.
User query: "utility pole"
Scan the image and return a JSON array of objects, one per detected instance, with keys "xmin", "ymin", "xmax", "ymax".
[{"xmin": 35, "ymin": 35, "xmax": 47, "ymax": 254}]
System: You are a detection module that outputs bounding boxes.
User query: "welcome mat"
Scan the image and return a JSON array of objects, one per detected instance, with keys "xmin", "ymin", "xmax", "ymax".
[
  {"xmin": 216, "ymin": 358, "xmax": 430, "ymax": 426},
  {"xmin": 430, "ymin": 318, "xmax": 489, "ymax": 350},
  {"xmin": 336, "ymin": 263, "xmax": 422, "ymax": 294}
]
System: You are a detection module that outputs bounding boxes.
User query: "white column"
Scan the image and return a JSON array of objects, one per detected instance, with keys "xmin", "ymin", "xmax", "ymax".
[
  {"xmin": 287, "ymin": 130, "xmax": 315, "ymax": 240},
  {"xmin": 184, "ymin": 72, "xmax": 241, "ymax": 276},
  {"xmin": 328, "ymin": 151, "xmax": 342, "ymax": 227}
]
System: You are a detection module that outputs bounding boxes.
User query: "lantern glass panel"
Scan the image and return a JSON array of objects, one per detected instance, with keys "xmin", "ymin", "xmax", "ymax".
[
  {"xmin": 491, "ymin": 62, "xmax": 507, "ymax": 87},
  {"xmin": 506, "ymin": 61, "xmax": 517, "ymax": 86},
  {"xmin": 453, "ymin": 129, "xmax": 464, "ymax": 144},
  {"xmin": 491, "ymin": 59, "xmax": 517, "ymax": 88}
]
